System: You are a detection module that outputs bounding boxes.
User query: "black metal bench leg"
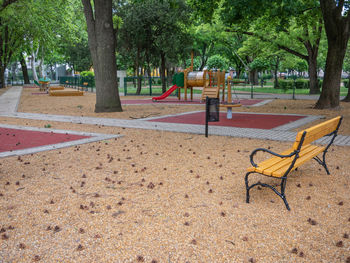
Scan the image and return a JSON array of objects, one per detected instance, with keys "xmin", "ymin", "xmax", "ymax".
[
  {"xmin": 245, "ymin": 172, "xmax": 291, "ymax": 210},
  {"xmin": 245, "ymin": 172, "xmax": 252, "ymax": 203},
  {"xmin": 322, "ymin": 152, "xmax": 330, "ymax": 175},
  {"xmin": 313, "ymin": 154, "xmax": 330, "ymax": 175},
  {"xmin": 280, "ymin": 178, "xmax": 290, "ymax": 211}
]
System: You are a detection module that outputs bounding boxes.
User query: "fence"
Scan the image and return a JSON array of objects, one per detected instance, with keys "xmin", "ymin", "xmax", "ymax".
[
  {"xmin": 123, "ymin": 76, "xmax": 173, "ymax": 96},
  {"xmin": 5, "ymin": 76, "xmax": 25, "ymax": 86},
  {"xmin": 59, "ymin": 76, "xmax": 98, "ymax": 92}
]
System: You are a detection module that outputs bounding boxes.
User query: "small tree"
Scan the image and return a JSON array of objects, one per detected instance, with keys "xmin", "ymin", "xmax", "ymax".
[{"xmin": 206, "ymin": 54, "xmax": 229, "ymax": 70}]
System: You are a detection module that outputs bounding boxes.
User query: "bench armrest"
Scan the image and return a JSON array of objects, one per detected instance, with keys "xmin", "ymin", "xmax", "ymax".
[{"xmin": 249, "ymin": 148, "xmax": 297, "ymax": 168}]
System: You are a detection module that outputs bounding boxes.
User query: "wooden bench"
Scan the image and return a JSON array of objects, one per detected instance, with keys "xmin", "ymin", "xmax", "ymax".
[
  {"xmin": 245, "ymin": 116, "xmax": 343, "ymax": 210},
  {"xmin": 49, "ymin": 90, "xmax": 84, "ymax": 96}
]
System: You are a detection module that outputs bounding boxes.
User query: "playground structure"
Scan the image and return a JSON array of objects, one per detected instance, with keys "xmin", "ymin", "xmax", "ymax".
[
  {"xmin": 153, "ymin": 52, "xmax": 241, "ymax": 118},
  {"xmin": 152, "ymin": 69, "xmax": 226, "ymax": 102},
  {"xmin": 220, "ymin": 76, "xmax": 242, "ymax": 119}
]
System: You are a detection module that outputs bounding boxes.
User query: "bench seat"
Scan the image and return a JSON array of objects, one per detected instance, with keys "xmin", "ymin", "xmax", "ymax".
[{"xmin": 247, "ymin": 144, "xmax": 325, "ymax": 178}]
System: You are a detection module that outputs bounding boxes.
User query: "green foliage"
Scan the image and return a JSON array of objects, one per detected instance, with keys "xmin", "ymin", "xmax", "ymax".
[
  {"xmin": 118, "ymin": 0, "xmax": 191, "ymax": 74},
  {"xmin": 80, "ymin": 71, "xmax": 94, "ymax": 77},
  {"xmin": 80, "ymin": 71, "xmax": 95, "ymax": 87},
  {"xmin": 261, "ymin": 74, "xmax": 272, "ymax": 80},
  {"xmin": 206, "ymin": 55, "xmax": 229, "ymax": 70},
  {"xmin": 343, "ymin": 80, "xmax": 349, "ymax": 89},
  {"xmin": 249, "ymin": 58, "xmax": 271, "ymax": 71},
  {"xmin": 278, "ymin": 80, "xmax": 294, "ymax": 92},
  {"xmin": 294, "ymin": 79, "xmax": 309, "ymax": 89},
  {"xmin": 185, "ymin": 57, "xmax": 201, "ymax": 70}
]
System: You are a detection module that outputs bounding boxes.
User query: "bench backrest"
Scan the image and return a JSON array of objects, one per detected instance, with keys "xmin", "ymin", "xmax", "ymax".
[{"xmin": 293, "ymin": 116, "xmax": 342, "ymax": 150}]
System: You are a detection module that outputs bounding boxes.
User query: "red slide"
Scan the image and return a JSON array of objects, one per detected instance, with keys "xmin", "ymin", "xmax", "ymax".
[{"xmin": 152, "ymin": 85, "xmax": 178, "ymax": 101}]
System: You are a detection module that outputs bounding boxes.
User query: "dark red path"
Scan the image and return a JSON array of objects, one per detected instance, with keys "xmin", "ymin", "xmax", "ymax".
[
  {"xmin": 0, "ymin": 128, "xmax": 91, "ymax": 152},
  {"xmin": 148, "ymin": 112, "xmax": 305, "ymax": 129}
]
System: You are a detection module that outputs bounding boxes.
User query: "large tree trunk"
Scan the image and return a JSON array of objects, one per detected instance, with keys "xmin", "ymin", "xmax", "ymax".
[
  {"xmin": 20, "ymin": 53, "xmax": 30, "ymax": 84},
  {"xmin": 160, "ymin": 51, "xmax": 166, "ymax": 93},
  {"xmin": 315, "ymin": 43, "xmax": 346, "ymax": 108},
  {"xmin": 82, "ymin": 0, "xmax": 122, "ymax": 112},
  {"xmin": 249, "ymin": 69, "xmax": 259, "ymax": 85},
  {"xmin": 316, "ymin": 0, "xmax": 350, "ymax": 109},
  {"xmin": 308, "ymin": 54, "xmax": 319, "ymax": 94},
  {"xmin": 0, "ymin": 64, "xmax": 6, "ymax": 88}
]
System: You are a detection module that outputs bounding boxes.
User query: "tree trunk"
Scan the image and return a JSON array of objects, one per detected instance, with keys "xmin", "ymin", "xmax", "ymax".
[
  {"xmin": 0, "ymin": 64, "xmax": 6, "ymax": 88},
  {"xmin": 315, "ymin": 43, "xmax": 346, "ymax": 108},
  {"xmin": 249, "ymin": 69, "xmax": 259, "ymax": 85},
  {"xmin": 199, "ymin": 44, "xmax": 207, "ymax": 71},
  {"xmin": 136, "ymin": 47, "xmax": 142, "ymax": 95},
  {"xmin": 20, "ymin": 53, "xmax": 30, "ymax": 84},
  {"xmin": 38, "ymin": 45, "xmax": 44, "ymax": 78},
  {"xmin": 82, "ymin": 0, "xmax": 122, "ymax": 112},
  {"xmin": 273, "ymin": 57, "xmax": 280, "ymax": 89},
  {"xmin": 160, "ymin": 51, "xmax": 166, "ymax": 93},
  {"xmin": 316, "ymin": 0, "xmax": 350, "ymax": 108},
  {"xmin": 31, "ymin": 47, "xmax": 38, "ymax": 82},
  {"xmin": 308, "ymin": 54, "xmax": 319, "ymax": 94}
]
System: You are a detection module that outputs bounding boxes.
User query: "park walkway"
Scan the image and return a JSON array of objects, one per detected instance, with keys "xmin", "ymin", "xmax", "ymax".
[{"xmin": 0, "ymin": 86, "xmax": 349, "ymax": 147}]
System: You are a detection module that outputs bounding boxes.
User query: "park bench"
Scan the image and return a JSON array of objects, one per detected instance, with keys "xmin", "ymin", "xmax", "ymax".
[{"xmin": 245, "ymin": 116, "xmax": 342, "ymax": 210}]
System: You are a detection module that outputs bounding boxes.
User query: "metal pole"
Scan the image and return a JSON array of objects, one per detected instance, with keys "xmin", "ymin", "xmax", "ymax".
[
  {"xmin": 251, "ymin": 83, "xmax": 253, "ymax": 99},
  {"xmin": 292, "ymin": 78, "xmax": 296, "ymax": 100},
  {"xmin": 149, "ymin": 76, "xmax": 152, "ymax": 96},
  {"xmin": 205, "ymin": 97, "xmax": 209, "ymax": 137},
  {"xmin": 124, "ymin": 77, "xmax": 127, "ymax": 96}
]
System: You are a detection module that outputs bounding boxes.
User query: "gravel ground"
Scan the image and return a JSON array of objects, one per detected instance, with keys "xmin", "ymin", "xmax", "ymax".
[{"xmin": 0, "ymin": 87, "xmax": 349, "ymax": 262}]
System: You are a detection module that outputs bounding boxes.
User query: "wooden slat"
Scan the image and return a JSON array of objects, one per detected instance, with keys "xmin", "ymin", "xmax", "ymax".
[
  {"xmin": 250, "ymin": 148, "xmax": 294, "ymax": 173},
  {"xmin": 263, "ymin": 145, "xmax": 323, "ymax": 176},
  {"xmin": 293, "ymin": 117, "xmax": 341, "ymax": 150},
  {"xmin": 247, "ymin": 145, "xmax": 325, "ymax": 176},
  {"xmin": 272, "ymin": 145, "xmax": 325, "ymax": 177}
]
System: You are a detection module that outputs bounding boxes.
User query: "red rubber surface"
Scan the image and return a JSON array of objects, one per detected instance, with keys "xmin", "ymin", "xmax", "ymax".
[
  {"xmin": 148, "ymin": 112, "xmax": 305, "ymax": 129},
  {"xmin": 0, "ymin": 128, "xmax": 91, "ymax": 152},
  {"xmin": 121, "ymin": 98, "xmax": 262, "ymax": 105}
]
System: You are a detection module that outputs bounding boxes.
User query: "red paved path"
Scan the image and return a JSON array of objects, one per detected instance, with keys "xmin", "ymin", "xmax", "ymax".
[
  {"xmin": 121, "ymin": 98, "xmax": 262, "ymax": 105},
  {"xmin": 148, "ymin": 112, "xmax": 305, "ymax": 129},
  {"xmin": 0, "ymin": 128, "xmax": 91, "ymax": 152}
]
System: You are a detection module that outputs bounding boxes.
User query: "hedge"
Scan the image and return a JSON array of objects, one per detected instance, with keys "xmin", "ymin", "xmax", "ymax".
[
  {"xmin": 277, "ymin": 79, "xmax": 323, "ymax": 90},
  {"xmin": 277, "ymin": 80, "xmax": 294, "ymax": 91}
]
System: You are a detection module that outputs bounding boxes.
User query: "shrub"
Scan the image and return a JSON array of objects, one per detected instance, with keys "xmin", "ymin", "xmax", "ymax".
[
  {"xmin": 80, "ymin": 71, "xmax": 94, "ymax": 77},
  {"xmin": 80, "ymin": 71, "xmax": 95, "ymax": 87},
  {"xmin": 278, "ymin": 80, "xmax": 294, "ymax": 92},
  {"xmin": 261, "ymin": 74, "xmax": 272, "ymax": 80},
  {"xmin": 295, "ymin": 79, "xmax": 309, "ymax": 89},
  {"xmin": 343, "ymin": 79, "xmax": 349, "ymax": 89}
]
